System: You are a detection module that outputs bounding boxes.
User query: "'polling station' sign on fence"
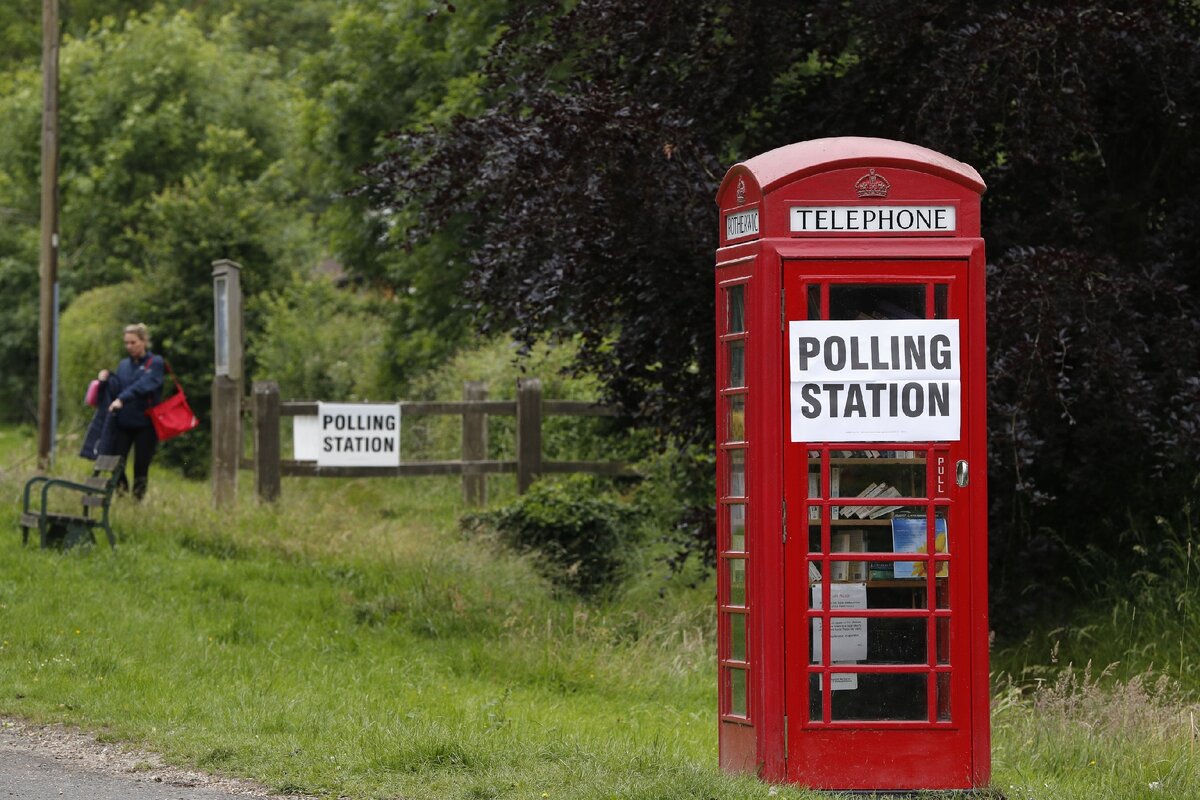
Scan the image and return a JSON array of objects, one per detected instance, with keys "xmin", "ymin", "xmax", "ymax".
[
  {"xmin": 788, "ymin": 319, "xmax": 961, "ymax": 442},
  {"xmin": 293, "ymin": 402, "xmax": 401, "ymax": 467}
]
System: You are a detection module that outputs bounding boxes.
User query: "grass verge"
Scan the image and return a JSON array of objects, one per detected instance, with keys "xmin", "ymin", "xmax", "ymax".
[{"xmin": 2, "ymin": 426, "xmax": 1197, "ymax": 798}]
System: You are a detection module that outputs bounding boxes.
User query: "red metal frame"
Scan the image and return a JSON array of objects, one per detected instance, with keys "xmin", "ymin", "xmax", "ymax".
[{"xmin": 714, "ymin": 138, "xmax": 989, "ymax": 791}]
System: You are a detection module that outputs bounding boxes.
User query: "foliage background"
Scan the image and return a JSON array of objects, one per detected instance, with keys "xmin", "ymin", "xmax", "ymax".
[{"xmin": 0, "ymin": 1, "xmax": 1197, "ymax": 628}]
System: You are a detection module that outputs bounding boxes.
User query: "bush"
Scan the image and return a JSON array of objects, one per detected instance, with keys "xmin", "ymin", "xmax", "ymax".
[
  {"xmin": 463, "ymin": 475, "xmax": 636, "ymax": 597},
  {"xmin": 57, "ymin": 282, "xmax": 144, "ymax": 436},
  {"xmin": 250, "ymin": 274, "xmax": 390, "ymax": 402}
]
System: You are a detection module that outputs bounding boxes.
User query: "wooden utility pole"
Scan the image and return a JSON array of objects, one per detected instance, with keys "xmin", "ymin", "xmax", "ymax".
[{"xmin": 37, "ymin": 0, "xmax": 60, "ymax": 469}]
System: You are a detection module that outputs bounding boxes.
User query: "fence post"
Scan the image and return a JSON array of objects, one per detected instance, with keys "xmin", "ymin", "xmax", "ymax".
[
  {"xmin": 462, "ymin": 381, "xmax": 488, "ymax": 506},
  {"xmin": 254, "ymin": 381, "xmax": 281, "ymax": 503},
  {"xmin": 211, "ymin": 374, "xmax": 240, "ymax": 508},
  {"xmin": 516, "ymin": 377, "xmax": 542, "ymax": 494}
]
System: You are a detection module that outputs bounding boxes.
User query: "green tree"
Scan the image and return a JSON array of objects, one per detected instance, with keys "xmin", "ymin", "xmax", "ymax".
[
  {"xmin": 251, "ymin": 274, "xmax": 389, "ymax": 402},
  {"xmin": 0, "ymin": 9, "xmax": 312, "ymax": 465},
  {"xmin": 0, "ymin": 2, "xmax": 338, "ymax": 72},
  {"xmin": 298, "ymin": 0, "xmax": 510, "ymax": 389},
  {"xmin": 361, "ymin": 0, "xmax": 1200, "ymax": 625}
]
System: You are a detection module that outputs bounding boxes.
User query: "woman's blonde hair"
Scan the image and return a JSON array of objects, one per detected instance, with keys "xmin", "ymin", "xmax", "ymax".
[{"xmin": 123, "ymin": 323, "xmax": 150, "ymax": 345}]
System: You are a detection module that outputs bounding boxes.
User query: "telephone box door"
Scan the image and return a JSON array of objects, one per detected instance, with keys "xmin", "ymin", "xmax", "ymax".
[{"xmin": 783, "ymin": 259, "xmax": 982, "ymax": 789}]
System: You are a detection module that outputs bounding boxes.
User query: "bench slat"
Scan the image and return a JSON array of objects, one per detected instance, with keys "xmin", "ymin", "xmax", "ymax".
[
  {"xmin": 81, "ymin": 496, "xmax": 106, "ymax": 508},
  {"xmin": 94, "ymin": 455, "xmax": 122, "ymax": 471},
  {"xmin": 30, "ymin": 512, "xmax": 95, "ymax": 524},
  {"xmin": 83, "ymin": 476, "xmax": 110, "ymax": 490}
]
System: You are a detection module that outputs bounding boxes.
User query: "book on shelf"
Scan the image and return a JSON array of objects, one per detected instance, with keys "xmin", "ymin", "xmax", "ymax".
[
  {"xmin": 831, "ymin": 529, "xmax": 867, "ymax": 582},
  {"xmin": 847, "ymin": 530, "xmax": 866, "ymax": 581},
  {"xmin": 865, "ymin": 486, "xmax": 903, "ymax": 519},
  {"xmin": 808, "ymin": 468, "xmax": 840, "ymax": 520},
  {"xmin": 831, "ymin": 532, "xmax": 849, "ymax": 582},
  {"xmin": 891, "ymin": 515, "xmax": 949, "ymax": 579},
  {"xmin": 868, "ymin": 560, "xmax": 894, "ymax": 580},
  {"xmin": 845, "ymin": 482, "xmax": 904, "ymax": 519},
  {"xmin": 808, "ymin": 472, "xmax": 820, "ymax": 521},
  {"xmin": 840, "ymin": 481, "xmax": 879, "ymax": 518},
  {"xmin": 831, "ymin": 467, "xmax": 840, "ymax": 518}
]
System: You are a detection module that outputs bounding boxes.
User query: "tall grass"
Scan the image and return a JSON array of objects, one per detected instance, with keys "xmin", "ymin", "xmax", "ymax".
[
  {"xmin": 992, "ymin": 662, "xmax": 1199, "ymax": 799},
  {"xmin": 995, "ymin": 482, "xmax": 1200, "ymax": 693}
]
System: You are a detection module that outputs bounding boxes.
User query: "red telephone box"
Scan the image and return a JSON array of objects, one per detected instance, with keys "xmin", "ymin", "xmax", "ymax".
[{"xmin": 713, "ymin": 137, "xmax": 989, "ymax": 790}]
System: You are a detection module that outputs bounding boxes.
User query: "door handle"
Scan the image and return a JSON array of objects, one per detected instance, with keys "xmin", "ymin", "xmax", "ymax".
[{"xmin": 956, "ymin": 460, "xmax": 969, "ymax": 488}]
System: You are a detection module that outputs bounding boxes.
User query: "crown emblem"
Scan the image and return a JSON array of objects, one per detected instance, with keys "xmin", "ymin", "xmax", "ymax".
[
  {"xmin": 736, "ymin": 177, "xmax": 747, "ymax": 206},
  {"xmin": 854, "ymin": 168, "xmax": 891, "ymax": 198}
]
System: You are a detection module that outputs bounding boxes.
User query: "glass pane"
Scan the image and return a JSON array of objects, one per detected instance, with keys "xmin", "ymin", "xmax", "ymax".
[
  {"xmin": 729, "ymin": 667, "xmax": 747, "ymax": 716},
  {"xmin": 934, "ymin": 507, "xmax": 950, "ymax": 583},
  {"xmin": 728, "ymin": 449, "xmax": 746, "ymax": 497},
  {"xmin": 936, "ymin": 573, "xmax": 950, "ymax": 610},
  {"xmin": 807, "ymin": 284, "xmax": 822, "ymax": 320},
  {"xmin": 807, "ymin": 451, "xmax": 823, "ymax": 523},
  {"xmin": 730, "ymin": 613, "xmax": 747, "ymax": 662},
  {"xmin": 830, "ymin": 449, "xmax": 927, "ymax": 502},
  {"xmin": 937, "ymin": 672, "xmax": 952, "ymax": 721},
  {"xmin": 809, "ymin": 673, "xmax": 823, "ymax": 722},
  {"xmin": 829, "ymin": 284, "xmax": 925, "ymax": 321},
  {"xmin": 726, "ymin": 394, "xmax": 746, "ymax": 442},
  {"xmin": 728, "ymin": 558, "xmax": 746, "ymax": 606},
  {"xmin": 727, "ymin": 285, "xmax": 745, "ymax": 333},
  {"xmin": 809, "ymin": 583, "xmax": 867, "ymax": 665},
  {"xmin": 727, "ymin": 341, "xmax": 745, "ymax": 388},
  {"xmin": 936, "ymin": 616, "xmax": 950, "ymax": 664},
  {"xmin": 808, "ymin": 524, "xmax": 822, "ymax": 553},
  {"xmin": 814, "ymin": 671, "xmax": 928, "ymax": 721},
  {"xmin": 935, "ymin": 284, "xmax": 949, "ymax": 320},
  {"xmin": 810, "ymin": 613, "xmax": 928, "ymax": 665},
  {"xmin": 728, "ymin": 503, "xmax": 746, "ymax": 552}
]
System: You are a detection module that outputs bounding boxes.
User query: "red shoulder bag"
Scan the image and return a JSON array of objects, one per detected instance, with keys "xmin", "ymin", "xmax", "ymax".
[{"xmin": 146, "ymin": 359, "xmax": 200, "ymax": 441}]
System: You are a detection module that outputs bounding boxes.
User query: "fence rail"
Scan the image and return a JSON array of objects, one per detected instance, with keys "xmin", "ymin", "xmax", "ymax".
[{"xmin": 250, "ymin": 378, "xmax": 631, "ymax": 505}]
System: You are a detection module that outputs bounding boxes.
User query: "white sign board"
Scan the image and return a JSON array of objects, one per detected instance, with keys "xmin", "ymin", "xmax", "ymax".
[
  {"xmin": 293, "ymin": 403, "xmax": 401, "ymax": 467},
  {"xmin": 789, "ymin": 319, "xmax": 961, "ymax": 442},
  {"xmin": 812, "ymin": 582, "xmax": 867, "ymax": 690},
  {"xmin": 725, "ymin": 209, "xmax": 760, "ymax": 240},
  {"xmin": 790, "ymin": 205, "xmax": 956, "ymax": 233}
]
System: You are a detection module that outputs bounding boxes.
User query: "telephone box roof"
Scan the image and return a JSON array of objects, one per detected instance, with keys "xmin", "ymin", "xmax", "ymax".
[{"xmin": 723, "ymin": 137, "xmax": 986, "ymax": 198}]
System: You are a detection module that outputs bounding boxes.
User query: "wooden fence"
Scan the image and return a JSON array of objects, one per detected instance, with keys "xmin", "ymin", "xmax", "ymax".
[{"xmin": 248, "ymin": 378, "xmax": 630, "ymax": 505}]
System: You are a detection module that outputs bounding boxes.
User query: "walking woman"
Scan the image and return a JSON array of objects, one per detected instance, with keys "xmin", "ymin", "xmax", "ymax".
[{"xmin": 97, "ymin": 323, "xmax": 164, "ymax": 500}]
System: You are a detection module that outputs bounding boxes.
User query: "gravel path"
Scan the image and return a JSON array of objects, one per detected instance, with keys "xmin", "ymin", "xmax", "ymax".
[{"xmin": 0, "ymin": 717, "xmax": 319, "ymax": 800}]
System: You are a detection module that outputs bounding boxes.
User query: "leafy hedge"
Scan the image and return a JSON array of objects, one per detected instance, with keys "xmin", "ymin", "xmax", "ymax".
[{"xmin": 463, "ymin": 475, "xmax": 637, "ymax": 598}]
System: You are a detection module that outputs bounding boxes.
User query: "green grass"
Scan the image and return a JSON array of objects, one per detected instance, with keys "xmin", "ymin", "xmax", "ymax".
[{"xmin": 2, "ymin": 425, "xmax": 1198, "ymax": 799}]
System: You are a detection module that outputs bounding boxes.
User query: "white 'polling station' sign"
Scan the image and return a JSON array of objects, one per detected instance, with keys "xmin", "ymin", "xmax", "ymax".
[
  {"xmin": 293, "ymin": 402, "xmax": 401, "ymax": 467},
  {"xmin": 789, "ymin": 319, "xmax": 961, "ymax": 442}
]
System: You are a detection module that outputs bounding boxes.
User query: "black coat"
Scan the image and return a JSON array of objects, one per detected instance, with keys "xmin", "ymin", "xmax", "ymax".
[{"xmin": 80, "ymin": 377, "xmax": 120, "ymax": 460}]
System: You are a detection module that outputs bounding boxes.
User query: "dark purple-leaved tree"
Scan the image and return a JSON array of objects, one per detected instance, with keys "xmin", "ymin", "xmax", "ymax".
[{"xmin": 361, "ymin": 0, "xmax": 1200, "ymax": 627}]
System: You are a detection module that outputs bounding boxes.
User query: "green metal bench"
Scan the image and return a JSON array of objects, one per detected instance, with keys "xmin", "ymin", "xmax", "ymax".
[{"xmin": 20, "ymin": 454, "xmax": 125, "ymax": 549}]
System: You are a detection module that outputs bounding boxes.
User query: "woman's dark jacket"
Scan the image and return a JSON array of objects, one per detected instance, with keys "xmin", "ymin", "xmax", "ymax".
[
  {"xmin": 80, "ymin": 352, "xmax": 164, "ymax": 460},
  {"xmin": 80, "ymin": 376, "xmax": 119, "ymax": 459},
  {"xmin": 112, "ymin": 351, "xmax": 164, "ymax": 429}
]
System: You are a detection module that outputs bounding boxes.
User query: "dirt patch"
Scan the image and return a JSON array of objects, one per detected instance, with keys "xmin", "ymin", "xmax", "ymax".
[{"xmin": 0, "ymin": 715, "xmax": 322, "ymax": 798}]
